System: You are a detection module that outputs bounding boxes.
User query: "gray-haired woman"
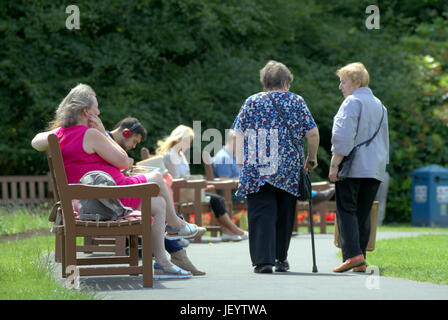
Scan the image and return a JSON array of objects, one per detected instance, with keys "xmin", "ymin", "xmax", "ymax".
[
  {"xmin": 329, "ymin": 63, "xmax": 389, "ymax": 272},
  {"xmin": 232, "ymin": 60, "xmax": 319, "ymax": 273}
]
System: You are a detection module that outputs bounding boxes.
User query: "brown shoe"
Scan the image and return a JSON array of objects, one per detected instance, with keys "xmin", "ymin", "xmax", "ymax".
[
  {"xmin": 333, "ymin": 254, "xmax": 365, "ymax": 273},
  {"xmin": 353, "ymin": 264, "xmax": 367, "ymax": 272},
  {"xmin": 170, "ymin": 249, "xmax": 206, "ymax": 276}
]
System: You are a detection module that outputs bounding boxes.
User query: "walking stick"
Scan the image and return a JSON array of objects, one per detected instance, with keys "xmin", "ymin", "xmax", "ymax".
[{"xmin": 307, "ymin": 164, "xmax": 318, "ymax": 273}]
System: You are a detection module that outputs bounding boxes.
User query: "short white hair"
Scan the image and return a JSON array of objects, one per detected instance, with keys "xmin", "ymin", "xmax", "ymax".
[{"xmin": 336, "ymin": 62, "xmax": 370, "ymax": 87}]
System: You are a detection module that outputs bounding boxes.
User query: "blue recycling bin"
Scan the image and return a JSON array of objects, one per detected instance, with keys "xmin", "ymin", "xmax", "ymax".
[{"xmin": 411, "ymin": 165, "xmax": 448, "ymax": 227}]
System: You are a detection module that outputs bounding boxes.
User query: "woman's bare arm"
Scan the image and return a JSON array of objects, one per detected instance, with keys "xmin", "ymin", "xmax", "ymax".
[
  {"xmin": 84, "ymin": 128, "xmax": 130, "ymax": 169},
  {"xmin": 31, "ymin": 128, "xmax": 59, "ymax": 152},
  {"xmin": 305, "ymin": 126, "xmax": 319, "ymax": 171}
]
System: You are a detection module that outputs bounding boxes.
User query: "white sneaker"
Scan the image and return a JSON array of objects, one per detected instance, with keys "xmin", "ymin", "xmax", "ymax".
[
  {"xmin": 221, "ymin": 233, "xmax": 243, "ymax": 242},
  {"xmin": 240, "ymin": 231, "xmax": 249, "ymax": 240},
  {"xmin": 166, "ymin": 223, "xmax": 204, "ymax": 240},
  {"xmin": 153, "ymin": 263, "xmax": 192, "ymax": 279}
]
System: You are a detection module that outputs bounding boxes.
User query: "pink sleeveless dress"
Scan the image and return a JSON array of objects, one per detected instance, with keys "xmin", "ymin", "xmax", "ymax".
[{"xmin": 56, "ymin": 125, "xmax": 147, "ymax": 209}]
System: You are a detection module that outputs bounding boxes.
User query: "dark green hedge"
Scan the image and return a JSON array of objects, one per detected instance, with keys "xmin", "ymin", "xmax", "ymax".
[{"xmin": 1, "ymin": 0, "xmax": 447, "ymax": 223}]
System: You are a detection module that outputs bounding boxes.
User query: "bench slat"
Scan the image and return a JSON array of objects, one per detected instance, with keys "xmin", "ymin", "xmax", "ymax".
[
  {"xmin": 38, "ymin": 181, "xmax": 45, "ymax": 200},
  {"xmin": 75, "ymin": 219, "xmax": 142, "ymax": 228},
  {"xmin": 1, "ymin": 181, "xmax": 8, "ymax": 201},
  {"xmin": 11, "ymin": 182, "xmax": 17, "ymax": 201},
  {"xmin": 29, "ymin": 182, "xmax": 36, "ymax": 202},
  {"xmin": 0, "ymin": 176, "xmax": 52, "ymax": 204},
  {"xmin": 20, "ymin": 181, "xmax": 27, "ymax": 201},
  {"xmin": 79, "ymin": 266, "xmax": 141, "ymax": 276}
]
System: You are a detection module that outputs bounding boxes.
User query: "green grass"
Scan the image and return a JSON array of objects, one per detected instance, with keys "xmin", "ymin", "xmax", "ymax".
[
  {"xmin": 0, "ymin": 204, "xmax": 52, "ymax": 236},
  {"xmin": 0, "ymin": 235, "xmax": 97, "ymax": 300},
  {"xmin": 367, "ymin": 234, "xmax": 448, "ymax": 285},
  {"xmin": 296, "ymin": 224, "xmax": 448, "ymax": 235},
  {"xmin": 377, "ymin": 223, "xmax": 448, "ymax": 233}
]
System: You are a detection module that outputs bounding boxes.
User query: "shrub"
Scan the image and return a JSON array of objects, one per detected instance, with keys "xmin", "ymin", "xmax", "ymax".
[{"xmin": 1, "ymin": 0, "xmax": 447, "ymax": 222}]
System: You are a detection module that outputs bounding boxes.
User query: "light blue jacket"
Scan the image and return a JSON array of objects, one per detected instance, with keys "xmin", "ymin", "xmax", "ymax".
[{"xmin": 331, "ymin": 87, "xmax": 389, "ymax": 181}]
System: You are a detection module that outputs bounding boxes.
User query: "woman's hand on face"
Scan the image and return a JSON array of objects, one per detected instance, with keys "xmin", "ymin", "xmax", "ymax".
[{"xmin": 87, "ymin": 113, "xmax": 106, "ymax": 135}]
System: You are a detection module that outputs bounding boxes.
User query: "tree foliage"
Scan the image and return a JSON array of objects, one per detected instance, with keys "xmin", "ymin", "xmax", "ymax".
[{"xmin": 1, "ymin": 0, "xmax": 447, "ymax": 222}]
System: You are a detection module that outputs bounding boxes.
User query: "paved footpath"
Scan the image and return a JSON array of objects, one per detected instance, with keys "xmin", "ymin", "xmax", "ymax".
[{"xmin": 72, "ymin": 231, "xmax": 448, "ymax": 300}]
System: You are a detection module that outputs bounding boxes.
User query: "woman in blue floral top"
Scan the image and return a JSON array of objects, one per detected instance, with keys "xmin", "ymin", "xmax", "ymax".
[{"xmin": 232, "ymin": 60, "xmax": 320, "ymax": 273}]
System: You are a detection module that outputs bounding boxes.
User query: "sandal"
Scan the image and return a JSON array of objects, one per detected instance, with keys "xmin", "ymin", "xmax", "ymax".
[
  {"xmin": 153, "ymin": 263, "xmax": 192, "ymax": 279},
  {"xmin": 165, "ymin": 223, "xmax": 205, "ymax": 240}
]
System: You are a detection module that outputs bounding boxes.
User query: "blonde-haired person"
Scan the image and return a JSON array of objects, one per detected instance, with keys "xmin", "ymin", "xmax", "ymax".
[
  {"xmin": 156, "ymin": 125, "xmax": 194, "ymax": 157},
  {"xmin": 329, "ymin": 63, "xmax": 389, "ymax": 273},
  {"xmin": 31, "ymin": 84, "xmax": 204, "ymax": 278},
  {"xmin": 157, "ymin": 125, "xmax": 248, "ymax": 242}
]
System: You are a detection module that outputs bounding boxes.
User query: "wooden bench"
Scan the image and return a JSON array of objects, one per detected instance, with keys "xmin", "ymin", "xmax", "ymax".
[
  {"xmin": 202, "ymin": 150, "xmax": 246, "ymax": 216},
  {"xmin": 171, "ymin": 177, "xmax": 222, "ymax": 241},
  {"xmin": 0, "ymin": 175, "xmax": 53, "ymax": 205},
  {"xmin": 47, "ymin": 153, "xmax": 128, "ymax": 262},
  {"xmin": 140, "ymin": 147, "xmax": 236, "ymax": 241},
  {"xmin": 47, "ymin": 134, "xmax": 159, "ymax": 287}
]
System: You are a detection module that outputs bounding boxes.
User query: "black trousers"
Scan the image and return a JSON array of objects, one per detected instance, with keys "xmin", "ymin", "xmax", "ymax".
[
  {"xmin": 246, "ymin": 183, "xmax": 297, "ymax": 266},
  {"xmin": 335, "ymin": 178, "xmax": 381, "ymax": 261}
]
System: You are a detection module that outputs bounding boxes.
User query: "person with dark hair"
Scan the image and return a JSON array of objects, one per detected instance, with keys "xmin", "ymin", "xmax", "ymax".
[
  {"xmin": 102, "ymin": 117, "xmax": 147, "ymax": 170},
  {"xmin": 108, "ymin": 117, "xmax": 148, "ymax": 151}
]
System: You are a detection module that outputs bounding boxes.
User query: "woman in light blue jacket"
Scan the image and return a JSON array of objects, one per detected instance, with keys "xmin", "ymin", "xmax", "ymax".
[{"xmin": 329, "ymin": 62, "xmax": 389, "ymax": 273}]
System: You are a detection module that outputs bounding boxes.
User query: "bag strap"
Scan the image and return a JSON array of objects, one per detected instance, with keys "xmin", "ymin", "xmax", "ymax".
[{"xmin": 355, "ymin": 106, "xmax": 385, "ymax": 149}]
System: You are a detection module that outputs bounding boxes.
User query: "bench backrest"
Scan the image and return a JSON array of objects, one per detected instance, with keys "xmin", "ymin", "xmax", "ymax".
[
  {"xmin": 47, "ymin": 133, "xmax": 76, "ymax": 226},
  {"xmin": 46, "ymin": 149, "xmax": 60, "ymax": 204},
  {"xmin": 0, "ymin": 176, "xmax": 52, "ymax": 205}
]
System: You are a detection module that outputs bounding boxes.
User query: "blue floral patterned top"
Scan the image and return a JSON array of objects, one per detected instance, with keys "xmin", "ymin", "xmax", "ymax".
[{"xmin": 232, "ymin": 91, "xmax": 316, "ymax": 198}]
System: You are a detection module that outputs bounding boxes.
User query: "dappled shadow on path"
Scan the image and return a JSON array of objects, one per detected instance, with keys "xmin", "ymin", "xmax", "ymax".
[
  {"xmin": 273, "ymin": 271, "xmax": 354, "ymax": 277},
  {"xmin": 79, "ymin": 271, "xmax": 356, "ymax": 293},
  {"xmin": 80, "ymin": 275, "xmax": 194, "ymax": 292},
  {"xmin": 81, "ymin": 276, "xmax": 145, "ymax": 292}
]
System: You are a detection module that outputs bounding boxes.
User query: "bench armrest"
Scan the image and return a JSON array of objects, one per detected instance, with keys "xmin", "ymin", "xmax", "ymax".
[
  {"xmin": 65, "ymin": 182, "xmax": 160, "ymax": 200},
  {"xmin": 207, "ymin": 179, "xmax": 238, "ymax": 190},
  {"xmin": 182, "ymin": 179, "xmax": 207, "ymax": 188}
]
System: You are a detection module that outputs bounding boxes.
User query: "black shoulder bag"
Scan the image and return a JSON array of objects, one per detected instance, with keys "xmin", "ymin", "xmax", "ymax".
[
  {"xmin": 266, "ymin": 93, "xmax": 312, "ymax": 201},
  {"xmin": 337, "ymin": 107, "xmax": 385, "ymax": 180}
]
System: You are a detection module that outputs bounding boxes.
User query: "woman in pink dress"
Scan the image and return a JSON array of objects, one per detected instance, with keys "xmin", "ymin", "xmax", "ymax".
[{"xmin": 31, "ymin": 83, "xmax": 201, "ymax": 277}]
